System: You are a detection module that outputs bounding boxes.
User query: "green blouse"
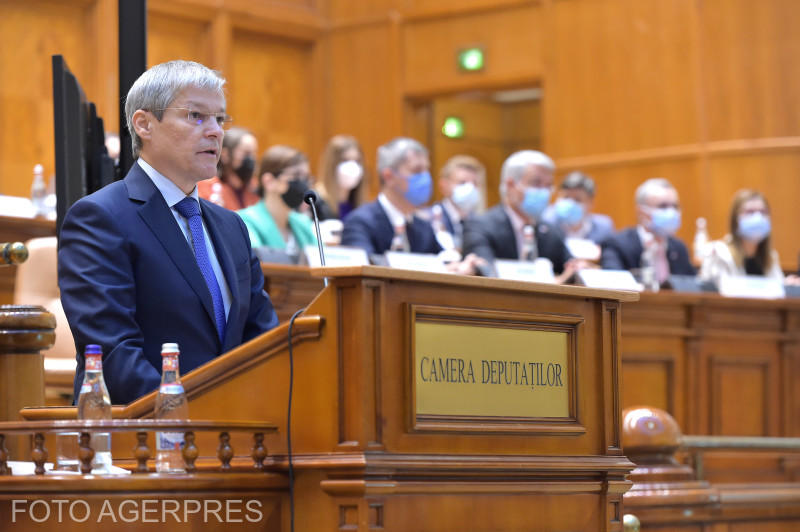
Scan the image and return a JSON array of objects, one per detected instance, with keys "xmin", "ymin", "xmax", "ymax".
[{"xmin": 237, "ymin": 201, "xmax": 317, "ymax": 249}]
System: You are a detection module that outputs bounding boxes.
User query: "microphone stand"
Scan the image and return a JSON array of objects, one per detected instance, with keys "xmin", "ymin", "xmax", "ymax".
[{"xmin": 303, "ymin": 191, "xmax": 328, "ymax": 287}]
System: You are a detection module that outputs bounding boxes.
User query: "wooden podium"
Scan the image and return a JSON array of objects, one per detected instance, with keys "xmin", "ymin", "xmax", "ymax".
[{"xmin": 16, "ymin": 267, "xmax": 636, "ymax": 531}]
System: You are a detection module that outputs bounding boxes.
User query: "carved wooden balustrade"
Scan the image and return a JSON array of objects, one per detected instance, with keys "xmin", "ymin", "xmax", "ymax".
[{"xmin": 0, "ymin": 419, "xmax": 277, "ymax": 475}]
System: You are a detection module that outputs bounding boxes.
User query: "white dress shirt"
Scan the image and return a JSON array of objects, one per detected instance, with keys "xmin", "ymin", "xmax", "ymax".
[{"xmin": 138, "ymin": 158, "xmax": 232, "ymax": 319}]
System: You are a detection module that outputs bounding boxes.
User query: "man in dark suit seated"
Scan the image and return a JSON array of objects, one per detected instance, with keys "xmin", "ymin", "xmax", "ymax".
[
  {"xmin": 427, "ymin": 155, "xmax": 486, "ymax": 253},
  {"xmin": 601, "ymin": 177, "xmax": 695, "ymax": 284},
  {"xmin": 541, "ymin": 171, "xmax": 615, "ymax": 245},
  {"xmin": 342, "ymin": 137, "xmax": 442, "ymax": 256},
  {"xmin": 58, "ymin": 60, "xmax": 279, "ymax": 404},
  {"xmin": 463, "ymin": 150, "xmax": 578, "ymax": 284}
]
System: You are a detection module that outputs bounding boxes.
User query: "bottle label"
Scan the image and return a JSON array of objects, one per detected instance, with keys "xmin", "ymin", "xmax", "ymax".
[
  {"xmin": 162, "ymin": 356, "xmax": 179, "ymax": 372},
  {"xmin": 85, "ymin": 355, "xmax": 102, "ymax": 371},
  {"xmin": 156, "ymin": 432, "xmax": 185, "ymax": 452},
  {"xmin": 159, "ymin": 383, "xmax": 185, "ymax": 395}
]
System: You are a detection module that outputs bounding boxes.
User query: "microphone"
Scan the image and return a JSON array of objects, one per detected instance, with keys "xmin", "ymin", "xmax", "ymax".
[{"xmin": 303, "ymin": 190, "xmax": 328, "ymax": 287}]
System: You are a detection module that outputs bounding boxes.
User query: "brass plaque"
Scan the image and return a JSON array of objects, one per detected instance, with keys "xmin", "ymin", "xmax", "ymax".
[{"xmin": 414, "ymin": 320, "xmax": 570, "ymax": 419}]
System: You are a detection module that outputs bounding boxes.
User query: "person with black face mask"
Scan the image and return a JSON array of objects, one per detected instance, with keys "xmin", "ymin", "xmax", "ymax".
[
  {"xmin": 198, "ymin": 126, "xmax": 260, "ymax": 210},
  {"xmin": 236, "ymin": 145, "xmax": 317, "ymax": 254}
]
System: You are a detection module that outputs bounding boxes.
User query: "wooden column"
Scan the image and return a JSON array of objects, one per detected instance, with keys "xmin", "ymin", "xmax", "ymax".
[{"xmin": 0, "ymin": 305, "xmax": 55, "ymax": 457}]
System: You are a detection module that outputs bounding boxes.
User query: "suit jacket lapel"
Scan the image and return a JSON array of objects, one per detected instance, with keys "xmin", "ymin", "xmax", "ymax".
[
  {"xmin": 628, "ymin": 229, "xmax": 644, "ymax": 268},
  {"xmin": 373, "ymin": 202, "xmax": 394, "ymax": 252},
  {"xmin": 126, "ymin": 165, "xmax": 218, "ymax": 338},
  {"xmin": 496, "ymin": 207, "xmax": 519, "ymax": 258}
]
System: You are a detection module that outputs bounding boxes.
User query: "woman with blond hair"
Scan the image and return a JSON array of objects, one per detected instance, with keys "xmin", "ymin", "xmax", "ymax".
[
  {"xmin": 700, "ymin": 189, "xmax": 784, "ymax": 284},
  {"xmin": 314, "ymin": 135, "xmax": 366, "ymax": 220}
]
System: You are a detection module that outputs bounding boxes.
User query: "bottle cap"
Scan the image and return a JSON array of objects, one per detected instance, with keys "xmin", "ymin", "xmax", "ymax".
[
  {"xmin": 84, "ymin": 344, "xmax": 102, "ymax": 356},
  {"xmin": 161, "ymin": 342, "xmax": 180, "ymax": 356}
]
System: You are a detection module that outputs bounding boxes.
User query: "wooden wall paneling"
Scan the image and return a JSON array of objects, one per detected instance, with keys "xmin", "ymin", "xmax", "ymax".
[
  {"xmin": 700, "ymin": 342, "xmax": 781, "ymax": 436},
  {"xmin": 402, "ymin": 0, "xmax": 538, "ymax": 20},
  {"xmin": 700, "ymin": 0, "xmax": 800, "ymax": 142},
  {"xmin": 207, "ymin": 11, "xmax": 232, "ymax": 74},
  {"xmin": 502, "ymin": 99, "xmax": 541, "ymax": 153},
  {"xmin": 782, "ymin": 310, "xmax": 800, "ymax": 436},
  {"xmin": 87, "ymin": 0, "xmax": 119, "ymax": 134},
  {"xmin": 544, "ymin": 0, "xmax": 702, "ymax": 159},
  {"xmin": 402, "ymin": 4, "xmax": 542, "ymax": 98},
  {"xmin": 0, "ymin": 0, "xmax": 96, "ymax": 198},
  {"xmin": 620, "ymin": 336, "xmax": 686, "ymax": 429},
  {"xmin": 325, "ymin": 0, "xmax": 398, "ymax": 24},
  {"xmin": 707, "ymin": 152, "xmax": 800, "ymax": 271},
  {"xmin": 325, "ymin": 22, "xmax": 401, "ymax": 199},
  {"xmin": 430, "ymin": 96, "xmax": 507, "ymax": 207},
  {"xmin": 227, "ymin": 30, "xmax": 313, "ymax": 161},
  {"xmin": 147, "ymin": 12, "xmax": 211, "ymax": 68}
]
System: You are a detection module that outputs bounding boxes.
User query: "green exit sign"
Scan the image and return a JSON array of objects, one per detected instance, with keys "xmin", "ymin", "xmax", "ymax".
[
  {"xmin": 442, "ymin": 117, "xmax": 464, "ymax": 138},
  {"xmin": 458, "ymin": 47, "xmax": 485, "ymax": 72}
]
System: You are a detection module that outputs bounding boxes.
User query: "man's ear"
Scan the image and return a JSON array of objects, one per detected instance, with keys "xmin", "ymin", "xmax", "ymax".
[
  {"xmin": 131, "ymin": 109, "xmax": 153, "ymax": 142},
  {"xmin": 380, "ymin": 167, "xmax": 394, "ymax": 187}
]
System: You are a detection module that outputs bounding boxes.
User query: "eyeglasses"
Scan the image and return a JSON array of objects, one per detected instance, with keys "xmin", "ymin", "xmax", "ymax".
[{"xmin": 156, "ymin": 107, "xmax": 233, "ymax": 130}]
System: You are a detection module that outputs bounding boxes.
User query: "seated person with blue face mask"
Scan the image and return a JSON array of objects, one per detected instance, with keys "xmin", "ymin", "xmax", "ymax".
[
  {"xmin": 342, "ymin": 137, "xmax": 442, "ymax": 256},
  {"xmin": 463, "ymin": 150, "xmax": 579, "ymax": 284},
  {"xmin": 427, "ymin": 154, "xmax": 486, "ymax": 253},
  {"xmin": 541, "ymin": 171, "xmax": 614, "ymax": 245},
  {"xmin": 601, "ymin": 177, "xmax": 695, "ymax": 284},
  {"xmin": 342, "ymin": 137, "xmax": 484, "ymax": 275},
  {"xmin": 700, "ymin": 189, "xmax": 788, "ymax": 285}
]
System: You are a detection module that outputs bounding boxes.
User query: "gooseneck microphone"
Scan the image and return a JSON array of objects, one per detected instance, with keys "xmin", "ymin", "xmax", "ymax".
[{"xmin": 303, "ymin": 190, "xmax": 328, "ymax": 287}]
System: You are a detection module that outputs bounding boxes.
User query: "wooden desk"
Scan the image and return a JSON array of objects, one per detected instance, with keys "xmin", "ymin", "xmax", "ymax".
[
  {"xmin": 20, "ymin": 267, "xmax": 637, "ymax": 531},
  {"xmin": 0, "ymin": 216, "xmax": 55, "ymax": 305},
  {"xmin": 620, "ymin": 292, "xmax": 800, "ymax": 438},
  {"xmin": 621, "ymin": 292, "xmax": 800, "ymax": 485}
]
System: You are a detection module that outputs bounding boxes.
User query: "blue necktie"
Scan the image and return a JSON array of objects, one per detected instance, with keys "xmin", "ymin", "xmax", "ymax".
[{"xmin": 174, "ymin": 197, "xmax": 226, "ymax": 343}]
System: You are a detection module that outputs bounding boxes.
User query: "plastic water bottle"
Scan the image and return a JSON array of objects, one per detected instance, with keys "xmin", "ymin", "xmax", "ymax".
[
  {"xmin": 693, "ymin": 217, "xmax": 709, "ymax": 264},
  {"xmin": 431, "ymin": 204, "xmax": 456, "ymax": 252},
  {"xmin": 390, "ymin": 223, "xmax": 410, "ymax": 252},
  {"xmin": 31, "ymin": 164, "xmax": 47, "ymax": 218},
  {"xmin": 520, "ymin": 225, "xmax": 538, "ymax": 261},
  {"xmin": 76, "ymin": 344, "xmax": 113, "ymax": 472},
  {"xmin": 155, "ymin": 342, "xmax": 189, "ymax": 473},
  {"xmin": 639, "ymin": 245, "xmax": 659, "ymax": 292}
]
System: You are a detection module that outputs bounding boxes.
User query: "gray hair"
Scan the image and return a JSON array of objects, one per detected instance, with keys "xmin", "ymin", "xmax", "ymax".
[
  {"xmin": 635, "ymin": 177, "xmax": 675, "ymax": 206},
  {"xmin": 499, "ymin": 150, "xmax": 555, "ymax": 201},
  {"xmin": 377, "ymin": 137, "xmax": 428, "ymax": 177},
  {"xmin": 560, "ymin": 171, "xmax": 596, "ymax": 198},
  {"xmin": 124, "ymin": 60, "xmax": 226, "ymax": 158}
]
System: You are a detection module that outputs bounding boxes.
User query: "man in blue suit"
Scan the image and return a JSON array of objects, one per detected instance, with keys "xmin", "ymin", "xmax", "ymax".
[
  {"xmin": 58, "ymin": 60, "xmax": 279, "ymax": 404},
  {"xmin": 600, "ymin": 178, "xmax": 695, "ymax": 283},
  {"xmin": 341, "ymin": 137, "xmax": 442, "ymax": 256},
  {"xmin": 427, "ymin": 155, "xmax": 486, "ymax": 253}
]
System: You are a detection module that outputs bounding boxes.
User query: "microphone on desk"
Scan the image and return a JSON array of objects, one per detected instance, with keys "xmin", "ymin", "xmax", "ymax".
[{"xmin": 303, "ymin": 190, "xmax": 328, "ymax": 288}]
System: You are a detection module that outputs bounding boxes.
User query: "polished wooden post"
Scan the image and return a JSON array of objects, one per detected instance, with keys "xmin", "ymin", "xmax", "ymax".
[
  {"xmin": 622, "ymin": 406, "xmax": 718, "ymax": 528},
  {"xmin": 0, "ymin": 241, "xmax": 55, "ymax": 458}
]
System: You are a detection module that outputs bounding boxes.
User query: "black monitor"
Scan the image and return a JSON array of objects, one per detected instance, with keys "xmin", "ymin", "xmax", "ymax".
[{"xmin": 52, "ymin": 54, "xmax": 117, "ymax": 236}]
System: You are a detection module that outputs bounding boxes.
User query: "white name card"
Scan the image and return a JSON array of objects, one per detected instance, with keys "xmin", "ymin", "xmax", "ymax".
[
  {"xmin": 494, "ymin": 258, "xmax": 555, "ymax": 283},
  {"xmin": 304, "ymin": 245, "xmax": 369, "ymax": 268},
  {"xmin": 565, "ymin": 237, "xmax": 602, "ymax": 262},
  {"xmin": 385, "ymin": 251, "xmax": 449, "ymax": 273},
  {"xmin": 718, "ymin": 275, "xmax": 786, "ymax": 299},
  {"xmin": 577, "ymin": 269, "xmax": 641, "ymax": 291}
]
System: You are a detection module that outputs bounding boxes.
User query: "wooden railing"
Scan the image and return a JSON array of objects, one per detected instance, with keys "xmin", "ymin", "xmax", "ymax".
[{"xmin": 0, "ymin": 419, "xmax": 277, "ymax": 475}]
